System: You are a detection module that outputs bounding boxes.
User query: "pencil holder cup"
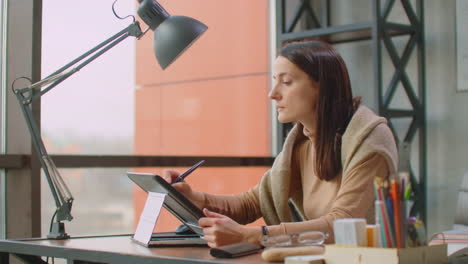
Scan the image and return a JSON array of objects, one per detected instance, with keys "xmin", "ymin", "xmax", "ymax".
[{"xmin": 333, "ymin": 218, "xmax": 367, "ymax": 247}]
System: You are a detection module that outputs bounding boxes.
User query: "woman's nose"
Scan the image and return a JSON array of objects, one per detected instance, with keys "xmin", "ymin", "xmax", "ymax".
[{"xmin": 268, "ymin": 85, "xmax": 281, "ymax": 100}]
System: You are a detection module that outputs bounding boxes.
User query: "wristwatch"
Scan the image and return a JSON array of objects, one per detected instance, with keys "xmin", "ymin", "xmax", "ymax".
[{"xmin": 261, "ymin": 225, "xmax": 269, "ymax": 237}]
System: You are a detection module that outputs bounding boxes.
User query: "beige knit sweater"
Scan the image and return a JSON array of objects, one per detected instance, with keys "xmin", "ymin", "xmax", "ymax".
[{"xmin": 202, "ymin": 106, "xmax": 398, "ymax": 240}]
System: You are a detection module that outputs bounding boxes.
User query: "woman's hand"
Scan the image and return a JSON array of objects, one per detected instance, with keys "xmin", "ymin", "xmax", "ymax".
[
  {"xmin": 199, "ymin": 208, "xmax": 262, "ymax": 248},
  {"xmin": 161, "ymin": 169, "xmax": 190, "ymax": 193},
  {"xmin": 161, "ymin": 169, "xmax": 205, "ymax": 209}
]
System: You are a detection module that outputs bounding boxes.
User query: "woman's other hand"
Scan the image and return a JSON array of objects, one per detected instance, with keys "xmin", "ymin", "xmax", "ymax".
[{"xmin": 199, "ymin": 208, "xmax": 262, "ymax": 248}]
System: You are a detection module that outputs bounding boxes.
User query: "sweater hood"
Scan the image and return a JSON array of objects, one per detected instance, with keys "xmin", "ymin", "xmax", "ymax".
[{"xmin": 342, "ymin": 106, "xmax": 398, "ymax": 176}]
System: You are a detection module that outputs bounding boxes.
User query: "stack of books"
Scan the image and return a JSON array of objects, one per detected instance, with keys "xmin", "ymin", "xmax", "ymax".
[
  {"xmin": 429, "ymin": 228, "xmax": 468, "ymax": 259},
  {"xmin": 429, "ymin": 229, "xmax": 468, "ymax": 245}
]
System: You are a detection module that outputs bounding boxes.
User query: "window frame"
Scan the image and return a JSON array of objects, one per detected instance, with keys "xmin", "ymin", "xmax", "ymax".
[{"xmin": 1, "ymin": 0, "xmax": 278, "ymax": 238}]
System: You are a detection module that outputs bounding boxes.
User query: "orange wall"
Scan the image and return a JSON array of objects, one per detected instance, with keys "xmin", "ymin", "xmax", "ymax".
[
  {"xmin": 134, "ymin": 0, "xmax": 270, "ymax": 232},
  {"xmin": 134, "ymin": 76, "xmax": 270, "ymax": 156}
]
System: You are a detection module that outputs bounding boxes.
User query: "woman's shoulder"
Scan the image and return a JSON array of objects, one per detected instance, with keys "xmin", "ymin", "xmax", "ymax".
[
  {"xmin": 341, "ymin": 105, "xmax": 398, "ymax": 175},
  {"xmin": 342, "ymin": 106, "xmax": 388, "ymax": 150},
  {"xmin": 349, "ymin": 106, "xmax": 395, "ymax": 148},
  {"xmin": 348, "ymin": 106, "xmax": 386, "ymax": 132},
  {"xmin": 363, "ymin": 121, "xmax": 394, "ymax": 145}
]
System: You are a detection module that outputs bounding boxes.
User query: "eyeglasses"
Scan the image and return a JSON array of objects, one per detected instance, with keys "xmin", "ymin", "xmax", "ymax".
[{"xmin": 260, "ymin": 231, "xmax": 328, "ymax": 248}]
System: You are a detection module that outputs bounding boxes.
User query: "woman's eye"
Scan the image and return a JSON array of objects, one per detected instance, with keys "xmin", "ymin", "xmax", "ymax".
[{"xmin": 282, "ymin": 80, "xmax": 292, "ymax": 85}]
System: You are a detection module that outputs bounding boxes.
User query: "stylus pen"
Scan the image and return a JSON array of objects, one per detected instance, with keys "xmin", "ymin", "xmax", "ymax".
[{"xmin": 172, "ymin": 160, "xmax": 205, "ymax": 184}]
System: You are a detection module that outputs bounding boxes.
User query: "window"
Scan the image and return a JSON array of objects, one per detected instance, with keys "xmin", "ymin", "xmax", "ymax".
[
  {"xmin": 41, "ymin": 0, "xmax": 135, "ymax": 156},
  {"xmin": 134, "ymin": 0, "xmax": 272, "ymax": 231},
  {"xmin": 41, "ymin": 0, "xmax": 273, "ymax": 235},
  {"xmin": 41, "ymin": 0, "xmax": 136, "ymax": 236},
  {"xmin": 41, "ymin": 168, "xmax": 134, "ymax": 236}
]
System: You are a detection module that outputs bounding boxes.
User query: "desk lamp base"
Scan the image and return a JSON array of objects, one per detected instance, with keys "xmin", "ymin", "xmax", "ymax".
[{"xmin": 47, "ymin": 222, "xmax": 70, "ymax": 239}]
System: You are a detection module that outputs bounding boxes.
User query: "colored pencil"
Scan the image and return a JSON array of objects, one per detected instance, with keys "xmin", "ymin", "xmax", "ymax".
[
  {"xmin": 376, "ymin": 183, "xmax": 394, "ymax": 248},
  {"xmin": 391, "ymin": 178, "xmax": 402, "ymax": 248}
]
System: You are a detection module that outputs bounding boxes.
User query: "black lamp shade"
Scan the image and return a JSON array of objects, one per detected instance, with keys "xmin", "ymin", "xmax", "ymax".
[{"xmin": 153, "ymin": 16, "xmax": 207, "ymax": 69}]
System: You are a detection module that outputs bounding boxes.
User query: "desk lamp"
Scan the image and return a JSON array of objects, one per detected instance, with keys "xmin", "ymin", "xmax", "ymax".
[{"xmin": 11, "ymin": 0, "xmax": 207, "ymax": 239}]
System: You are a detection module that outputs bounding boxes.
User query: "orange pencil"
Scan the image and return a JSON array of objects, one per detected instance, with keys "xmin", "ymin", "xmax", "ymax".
[{"xmin": 390, "ymin": 178, "xmax": 402, "ymax": 248}]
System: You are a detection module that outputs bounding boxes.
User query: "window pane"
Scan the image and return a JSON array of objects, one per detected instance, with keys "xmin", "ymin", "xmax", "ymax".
[
  {"xmin": 41, "ymin": 168, "xmax": 134, "ymax": 236},
  {"xmin": 41, "ymin": 167, "xmax": 268, "ymax": 236},
  {"xmin": 133, "ymin": 1, "xmax": 272, "ymax": 233},
  {"xmin": 41, "ymin": 0, "xmax": 135, "ymax": 155},
  {"xmin": 135, "ymin": 0, "xmax": 271, "ymax": 157},
  {"xmin": 42, "ymin": 0, "xmax": 272, "ymax": 157},
  {"xmin": 41, "ymin": 0, "xmax": 272, "ymax": 237}
]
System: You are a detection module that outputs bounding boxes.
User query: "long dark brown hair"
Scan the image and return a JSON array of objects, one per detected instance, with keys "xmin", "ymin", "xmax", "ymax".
[{"xmin": 279, "ymin": 40, "xmax": 360, "ymax": 181}]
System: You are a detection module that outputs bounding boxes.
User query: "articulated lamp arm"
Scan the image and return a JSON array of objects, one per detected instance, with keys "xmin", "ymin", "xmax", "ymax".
[
  {"xmin": 12, "ymin": 20, "xmax": 144, "ymax": 239},
  {"xmin": 13, "ymin": 0, "xmax": 207, "ymax": 240}
]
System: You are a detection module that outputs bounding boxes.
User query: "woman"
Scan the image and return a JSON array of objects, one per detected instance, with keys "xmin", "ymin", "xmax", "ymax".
[{"xmin": 163, "ymin": 40, "xmax": 398, "ymax": 248}]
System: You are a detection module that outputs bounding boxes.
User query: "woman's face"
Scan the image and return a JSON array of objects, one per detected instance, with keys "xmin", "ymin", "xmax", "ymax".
[{"xmin": 270, "ymin": 56, "xmax": 319, "ymax": 125}]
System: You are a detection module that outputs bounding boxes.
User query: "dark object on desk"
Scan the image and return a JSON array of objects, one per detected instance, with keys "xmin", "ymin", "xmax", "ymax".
[
  {"xmin": 127, "ymin": 172, "xmax": 204, "ymax": 236},
  {"xmin": 175, "ymin": 224, "xmax": 196, "ymax": 235},
  {"xmin": 149, "ymin": 232, "xmax": 207, "ymax": 247},
  {"xmin": 210, "ymin": 242, "xmax": 263, "ymax": 258}
]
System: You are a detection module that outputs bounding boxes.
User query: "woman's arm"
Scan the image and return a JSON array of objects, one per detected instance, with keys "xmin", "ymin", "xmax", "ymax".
[
  {"xmin": 162, "ymin": 169, "xmax": 263, "ymax": 224},
  {"xmin": 198, "ymin": 154, "xmax": 388, "ymax": 247},
  {"xmin": 201, "ymin": 186, "xmax": 262, "ymax": 224},
  {"xmin": 267, "ymin": 153, "xmax": 389, "ymax": 242},
  {"xmin": 163, "ymin": 170, "xmax": 265, "ymax": 247}
]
